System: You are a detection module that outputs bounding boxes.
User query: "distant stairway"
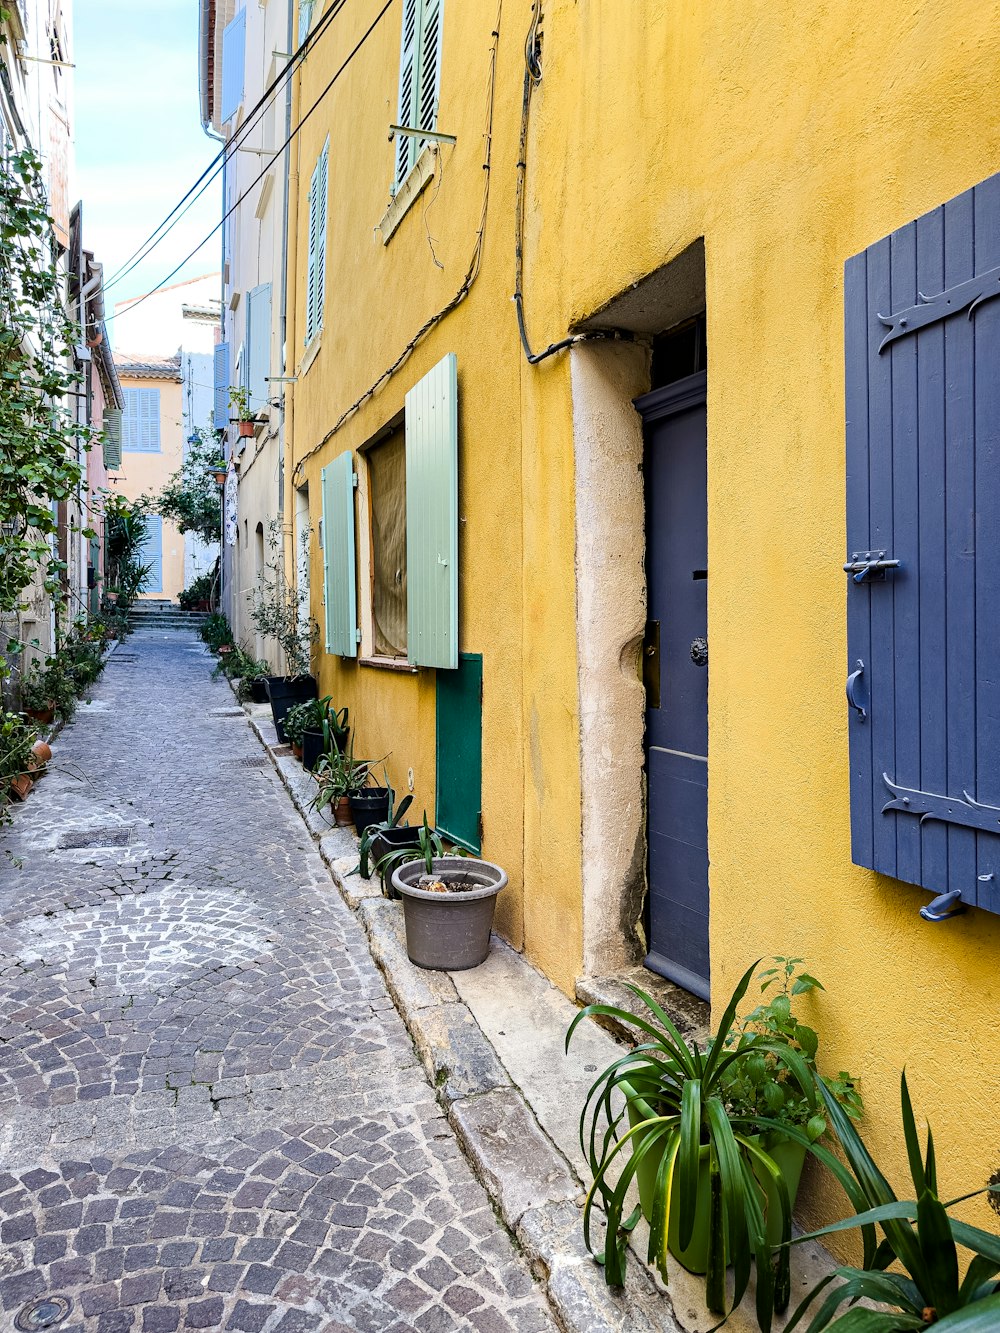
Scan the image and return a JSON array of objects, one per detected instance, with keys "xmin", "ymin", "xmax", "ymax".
[{"xmin": 128, "ymin": 600, "xmax": 211, "ymax": 632}]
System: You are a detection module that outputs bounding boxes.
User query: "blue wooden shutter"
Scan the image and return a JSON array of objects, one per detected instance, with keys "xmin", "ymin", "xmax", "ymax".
[
  {"xmin": 123, "ymin": 387, "xmax": 160, "ymax": 451},
  {"xmin": 102, "ymin": 407, "xmax": 122, "ymax": 470},
  {"xmin": 140, "ymin": 515, "xmax": 163, "ymax": 594},
  {"xmin": 213, "ymin": 342, "xmax": 230, "ymax": 429},
  {"xmin": 846, "ymin": 170, "xmax": 1000, "ymax": 916},
  {"xmin": 220, "ymin": 8, "xmax": 246, "ymax": 123},
  {"xmin": 246, "ymin": 284, "xmax": 271, "ymax": 415},
  {"xmin": 406, "ymin": 352, "xmax": 458, "ymax": 669},
  {"xmin": 321, "ymin": 452, "xmax": 357, "ymax": 657}
]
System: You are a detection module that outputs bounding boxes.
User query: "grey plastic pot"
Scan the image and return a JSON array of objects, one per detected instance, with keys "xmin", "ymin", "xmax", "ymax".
[{"xmin": 390, "ymin": 857, "xmax": 507, "ymax": 971}]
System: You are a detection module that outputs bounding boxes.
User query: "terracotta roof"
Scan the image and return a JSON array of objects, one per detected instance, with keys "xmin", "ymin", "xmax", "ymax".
[{"xmin": 113, "ymin": 352, "xmax": 183, "ymax": 381}]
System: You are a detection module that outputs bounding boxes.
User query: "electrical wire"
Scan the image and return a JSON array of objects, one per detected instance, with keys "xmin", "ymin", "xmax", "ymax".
[
  {"xmin": 292, "ymin": 1, "xmax": 503, "ymax": 484},
  {"xmin": 99, "ymin": 0, "xmax": 349, "ymax": 300},
  {"xmin": 108, "ymin": 0, "xmax": 395, "ymax": 328}
]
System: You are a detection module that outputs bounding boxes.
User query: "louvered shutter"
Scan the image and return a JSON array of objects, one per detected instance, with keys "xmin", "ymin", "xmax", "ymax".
[
  {"xmin": 140, "ymin": 515, "xmax": 163, "ymax": 594},
  {"xmin": 123, "ymin": 387, "xmax": 160, "ymax": 451},
  {"xmin": 845, "ymin": 170, "xmax": 1000, "ymax": 916},
  {"xmin": 406, "ymin": 352, "xmax": 458, "ymax": 669},
  {"xmin": 220, "ymin": 8, "xmax": 246, "ymax": 123},
  {"xmin": 395, "ymin": 0, "xmax": 419, "ymax": 186},
  {"xmin": 416, "ymin": 0, "xmax": 443, "ymax": 141},
  {"xmin": 102, "ymin": 407, "xmax": 122, "ymax": 470},
  {"xmin": 305, "ymin": 146, "xmax": 327, "ymax": 343},
  {"xmin": 321, "ymin": 451, "xmax": 358, "ymax": 657},
  {"xmin": 213, "ymin": 342, "xmax": 230, "ymax": 429},
  {"xmin": 246, "ymin": 284, "xmax": 272, "ymax": 415}
]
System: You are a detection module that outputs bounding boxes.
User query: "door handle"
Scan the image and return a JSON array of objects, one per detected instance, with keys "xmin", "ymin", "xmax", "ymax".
[{"xmin": 846, "ymin": 659, "xmax": 866, "ymax": 721}]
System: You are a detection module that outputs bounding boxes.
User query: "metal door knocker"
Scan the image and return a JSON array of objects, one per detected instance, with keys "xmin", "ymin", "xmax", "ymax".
[{"xmin": 690, "ymin": 637, "xmax": 708, "ymax": 667}]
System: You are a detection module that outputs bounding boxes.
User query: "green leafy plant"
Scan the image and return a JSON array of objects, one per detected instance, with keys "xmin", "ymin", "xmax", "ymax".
[
  {"xmin": 102, "ymin": 493, "xmax": 152, "ymax": 612},
  {"xmin": 178, "ymin": 570, "xmax": 216, "ymax": 610},
  {"xmin": 0, "ymin": 710, "xmax": 37, "ymax": 822},
  {"xmin": 566, "ymin": 961, "xmax": 867, "ymax": 1329},
  {"xmin": 249, "ymin": 520, "xmax": 318, "ymax": 679},
  {"xmin": 153, "ymin": 430, "xmax": 223, "ymax": 548},
  {"xmin": 372, "ymin": 812, "xmax": 445, "ymax": 898},
  {"xmin": 228, "ymin": 385, "xmax": 252, "ymax": 422},
  {"xmin": 0, "ymin": 148, "xmax": 91, "ymax": 616},
  {"xmin": 354, "ymin": 790, "xmax": 416, "ymax": 879},
  {"xmin": 283, "ymin": 697, "xmax": 324, "ymax": 748},
  {"xmin": 199, "ymin": 612, "xmax": 233, "ymax": 653},
  {"xmin": 17, "ymin": 654, "xmax": 78, "ymax": 721},
  {"xmin": 785, "ymin": 1073, "xmax": 1000, "ymax": 1331},
  {"xmin": 721, "ymin": 958, "xmax": 863, "ymax": 1143},
  {"xmin": 310, "ymin": 738, "xmax": 380, "ymax": 815}
]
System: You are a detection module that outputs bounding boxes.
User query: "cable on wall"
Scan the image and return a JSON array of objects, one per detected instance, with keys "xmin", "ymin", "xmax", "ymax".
[{"xmin": 292, "ymin": 2, "xmax": 503, "ymax": 484}]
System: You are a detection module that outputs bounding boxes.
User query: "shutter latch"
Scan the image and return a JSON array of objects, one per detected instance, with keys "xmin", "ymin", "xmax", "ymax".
[{"xmin": 844, "ymin": 550, "xmax": 901, "ymax": 583}]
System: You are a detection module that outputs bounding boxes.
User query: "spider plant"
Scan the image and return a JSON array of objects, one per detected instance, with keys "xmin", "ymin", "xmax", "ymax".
[
  {"xmin": 566, "ymin": 960, "xmax": 868, "ymax": 1329},
  {"xmin": 784, "ymin": 1072, "xmax": 1000, "ymax": 1332}
]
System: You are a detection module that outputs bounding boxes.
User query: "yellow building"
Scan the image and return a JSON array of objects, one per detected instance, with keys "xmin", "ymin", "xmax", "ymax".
[
  {"xmin": 110, "ymin": 357, "xmax": 186, "ymax": 602},
  {"xmin": 286, "ymin": 0, "xmax": 1000, "ymax": 1240}
]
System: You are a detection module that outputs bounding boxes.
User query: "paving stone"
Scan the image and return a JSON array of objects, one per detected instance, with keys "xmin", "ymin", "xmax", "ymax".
[{"xmin": 406, "ymin": 1001, "xmax": 512, "ymax": 1106}]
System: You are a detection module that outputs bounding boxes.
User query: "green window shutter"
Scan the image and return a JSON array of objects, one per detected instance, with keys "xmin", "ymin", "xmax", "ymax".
[
  {"xmin": 406, "ymin": 352, "xmax": 457, "ymax": 669},
  {"xmin": 246, "ymin": 283, "xmax": 272, "ymax": 415},
  {"xmin": 305, "ymin": 144, "xmax": 328, "ymax": 344},
  {"xmin": 102, "ymin": 407, "xmax": 122, "ymax": 470},
  {"xmin": 394, "ymin": 0, "xmax": 444, "ymax": 188},
  {"xmin": 436, "ymin": 652, "xmax": 482, "ymax": 851},
  {"xmin": 395, "ymin": 0, "xmax": 419, "ymax": 186},
  {"xmin": 417, "ymin": 0, "xmax": 443, "ymax": 137},
  {"xmin": 321, "ymin": 451, "xmax": 358, "ymax": 657}
]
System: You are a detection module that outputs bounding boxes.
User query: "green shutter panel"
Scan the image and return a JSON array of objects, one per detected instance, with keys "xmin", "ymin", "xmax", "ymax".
[
  {"xmin": 395, "ymin": 0, "xmax": 419, "ymax": 186},
  {"xmin": 102, "ymin": 407, "xmax": 122, "ymax": 470},
  {"xmin": 247, "ymin": 283, "xmax": 272, "ymax": 414},
  {"xmin": 417, "ymin": 0, "xmax": 443, "ymax": 137},
  {"xmin": 406, "ymin": 352, "xmax": 458, "ymax": 669},
  {"xmin": 304, "ymin": 146, "xmax": 327, "ymax": 343},
  {"xmin": 321, "ymin": 451, "xmax": 358, "ymax": 657},
  {"xmin": 213, "ymin": 342, "xmax": 230, "ymax": 429}
]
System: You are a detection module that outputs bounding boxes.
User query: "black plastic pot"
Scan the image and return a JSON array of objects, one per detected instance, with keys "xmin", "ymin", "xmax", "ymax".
[
  {"xmin": 302, "ymin": 724, "xmax": 350, "ymax": 773},
  {"xmin": 370, "ymin": 824, "xmax": 423, "ymax": 868},
  {"xmin": 265, "ymin": 675, "xmax": 317, "ymax": 744},
  {"xmin": 249, "ymin": 678, "xmax": 269, "ymax": 704},
  {"xmin": 391, "ymin": 857, "xmax": 508, "ymax": 970},
  {"xmin": 349, "ymin": 787, "xmax": 391, "ymax": 837}
]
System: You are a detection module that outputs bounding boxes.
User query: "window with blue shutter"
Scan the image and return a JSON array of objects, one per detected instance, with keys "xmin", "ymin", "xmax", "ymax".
[
  {"xmin": 321, "ymin": 451, "xmax": 358, "ymax": 657},
  {"xmin": 394, "ymin": 0, "xmax": 444, "ymax": 189},
  {"xmin": 246, "ymin": 284, "xmax": 272, "ymax": 415},
  {"xmin": 845, "ymin": 170, "xmax": 1000, "ymax": 917},
  {"xmin": 139, "ymin": 515, "xmax": 163, "ymax": 594},
  {"xmin": 213, "ymin": 342, "xmax": 230, "ymax": 430},
  {"xmin": 406, "ymin": 352, "xmax": 458, "ymax": 669},
  {"xmin": 305, "ymin": 144, "xmax": 328, "ymax": 345},
  {"xmin": 122, "ymin": 387, "xmax": 160, "ymax": 452},
  {"xmin": 220, "ymin": 8, "xmax": 246, "ymax": 124},
  {"xmin": 102, "ymin": 407, "xmax": 122, "ymax": 470}
]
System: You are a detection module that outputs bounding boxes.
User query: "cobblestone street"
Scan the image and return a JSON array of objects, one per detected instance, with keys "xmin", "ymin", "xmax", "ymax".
[{"xmin": 0, "ymin": 632, "xmax": 554, "ymax": 1333}]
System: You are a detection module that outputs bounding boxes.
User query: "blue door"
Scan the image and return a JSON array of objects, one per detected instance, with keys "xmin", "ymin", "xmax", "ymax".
[{"xmin": 636, "ymin": 372, "xmax": 709, "ymax": 999}]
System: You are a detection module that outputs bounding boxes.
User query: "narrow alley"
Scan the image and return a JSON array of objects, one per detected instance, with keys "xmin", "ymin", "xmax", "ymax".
[{"xmin": 0, "ymin": 629, "xmax": 553, "ymax": 1333}]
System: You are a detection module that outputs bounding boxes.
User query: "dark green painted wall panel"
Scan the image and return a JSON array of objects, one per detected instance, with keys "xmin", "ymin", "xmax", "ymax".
[{"xmin": 435, "ymin": 652, "xmax": 482, "ymax": 852}]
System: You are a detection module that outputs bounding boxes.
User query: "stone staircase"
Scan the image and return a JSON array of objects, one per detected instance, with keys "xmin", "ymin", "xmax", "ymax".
[{"xmin": 129, "ymin": 600, "xmax": 211, "ymax": 632}]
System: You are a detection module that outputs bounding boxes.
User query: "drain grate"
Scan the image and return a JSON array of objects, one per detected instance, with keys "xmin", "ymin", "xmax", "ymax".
[
  {"xmin": 107, "ymin": 654, "xmax": 138, "ymax": 663},
  {"xmin": 272, "ymin": 744, "xmax": 293, "ymax": 757},
  {"xmin": 232, "ymin": 756, "xmax": 269, "ymax": 768},
  {"xmin": 15, "ymin": 1295, "xmax": 72, "ymax": 1330},
  {"xmin": 59, "ymin": 827, "xmax": 133, "ymax": 850},
  {"xmin": 208, "ymin": 707, "xmax": 245, "ymax": 717}
]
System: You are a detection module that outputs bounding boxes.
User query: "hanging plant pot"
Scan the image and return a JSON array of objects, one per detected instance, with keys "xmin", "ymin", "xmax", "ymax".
[
  {"xmin": 265, "ymin": 675, "xmax": 317, "ymax": 744},
  {"xmin": 349, "ymin": 787, "xmax": 391, "ymax": 837},
  {"xmin": 333, "ymin": 795, "xmax": 354, "ymax": 827},
  {"xmin": 391, "ymin": 857, "xmax": 508, "ymax": 971},
  {"xmin": 238, "ymin": 419, "xmax": 255, "ymax": 438},
  {"xmin": 9, "ymin": 773, "xmax": 33, "ymax": 801}
]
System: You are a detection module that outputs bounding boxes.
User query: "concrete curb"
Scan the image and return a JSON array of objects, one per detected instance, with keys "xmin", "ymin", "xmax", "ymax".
[{"xmin": 236, "ymin": 687, "xmax": 680, "ymax": 1332}]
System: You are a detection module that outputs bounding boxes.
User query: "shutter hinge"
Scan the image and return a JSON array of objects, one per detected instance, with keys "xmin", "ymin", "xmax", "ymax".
[
  {"xmin": 355, "ymin": 627, "xmax": 362, "ymax": 643},
  {"xmin": 352, "ymin": 472, "xmax": 359, "ymax": 489}
]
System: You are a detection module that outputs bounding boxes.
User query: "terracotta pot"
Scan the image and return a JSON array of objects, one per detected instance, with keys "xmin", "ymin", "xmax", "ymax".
[
  {"xmin": 218, "ymin": 644, "xmax": 233, "ymax": 655},
  {"xmin": 26, "ymin": 705, "xmax": 55, "ymax": 725},
  {"xmin": 238, "ymin": 419, "xmax": 255, "ymax": 437},
  {"xmin": 9, "ymin": 773, "xmax": 33, "ymax": 801},
  {"xmin": 334, "ymin": 795, "xmax": 354, "ymax": 827},
  {"xmin": 31, "ymin": 740, "xmax": 52, "ymax": 765},
  {"xmin": 291, "ymin": 742, "xmax": 303, "ymax": 760}
]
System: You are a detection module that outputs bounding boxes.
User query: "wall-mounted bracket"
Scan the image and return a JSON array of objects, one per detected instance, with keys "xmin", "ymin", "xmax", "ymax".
[{"xmin": 920, "ymin": 889, "xmax": 967, "ymax": 922}]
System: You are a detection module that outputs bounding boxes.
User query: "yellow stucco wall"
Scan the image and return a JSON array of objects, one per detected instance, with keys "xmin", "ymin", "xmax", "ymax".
[
  {"xmin": 110, "ymin": 375, "xmax": 186, "ymax": 602},
  {"xmin": 288, "ymin": 0, "xmax": 1000, "ymax": 1240}
]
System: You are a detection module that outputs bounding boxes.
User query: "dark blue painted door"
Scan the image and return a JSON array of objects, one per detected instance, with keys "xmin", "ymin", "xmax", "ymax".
[
  {"xmin": 637, "ymin": 372, "xmax": 709, "ymax": 999},
  {"xmin": 846, "ymin": 171, "xmax": 1000, "ymax": 916}
]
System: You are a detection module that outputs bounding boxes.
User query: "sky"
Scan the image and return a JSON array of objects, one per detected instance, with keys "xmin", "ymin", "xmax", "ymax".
[{"xmin": 73, "ymin": 0, "xmax": 222, "ymax": 342}]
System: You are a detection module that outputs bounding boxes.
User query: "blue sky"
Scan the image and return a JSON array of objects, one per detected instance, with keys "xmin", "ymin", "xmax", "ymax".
[{"xmin": 74, "ymin": 0, "xmax": 222, "ymax": 333}]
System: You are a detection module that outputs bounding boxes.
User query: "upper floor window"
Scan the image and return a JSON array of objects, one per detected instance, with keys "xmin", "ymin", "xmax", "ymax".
[
  {"xmin": 122, "ymin": 387, "xmax": 160, "ymax": 452},
  {"xmin": 394, "ymin": 0, "xmax": 443, "ymax": 190},
  {"xmin": 305, "ymin": 142, "xmax": 328, "ymax": 345}
]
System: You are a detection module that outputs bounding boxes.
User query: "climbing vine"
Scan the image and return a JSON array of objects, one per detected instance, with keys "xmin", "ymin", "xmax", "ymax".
[{"xmin": 0, "ymin": 147, "xmax": 90, "ymax": 616}]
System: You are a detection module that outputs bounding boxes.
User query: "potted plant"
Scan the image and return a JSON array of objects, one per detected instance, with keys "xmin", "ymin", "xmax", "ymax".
[
  {"xmin": 349, "ymin": 761, "xmax": 395, "ymax": 837},
  {"xmin": 785, "ymin": 1072, "xmax": 1000, "ymax": 1331},
  {"xmin": 303, "ymin": 703, "xmax": 349, "ymax": 773},
  {"xmin": 565, "ymin": 959, "xmax": 865, "ymax": 1329},
  {"xmin": 389, "ymin": 824, "xmax": 507, "ymax": 971},
  {"xmin": 228, "ymin": 385, "xmax": 256, "ymax": 438},
  {"xmin": 311, "ymin": 743, "xmax": 376, "ymax": 826},
  {"xmin": 249, "ymin": 519, "xmax": 319, "ymax": 742},
  {"xmin": 282, "ymin": 698, "xmax": 315, "ymax": 759},
  {"xmin": 354, "ymin": 790, "xmax": 417, "ymax": 891},
  {"xmin": 1, "ymin": 711, "xmax": 38, "ymax": 808}
]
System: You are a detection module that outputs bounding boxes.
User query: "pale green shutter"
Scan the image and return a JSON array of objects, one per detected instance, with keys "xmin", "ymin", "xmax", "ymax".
[
  {"xmin": 406, "ymin": 352, "xmax": 457, "ymax": 669},
  {"xmin": 416, "ymin": 0, "xmax": 443, "ymax": 138},
  {"xmin": 395, "ymin": 0, "xmax": 419, "ymax": 186},
  {"xmin": 102, "ymin": 407, "xmax": 122, "ymax": 470},
  {"xmin": 247, "ymin": 283, "xmax": 272, "ymax": 414},
  {"xmin": 321, "ymin": 451, "xmax": 357, "ymax": 657},
  {"xmin": 305, "ymin": 145, "xmax": 327, "ymax": 343}
]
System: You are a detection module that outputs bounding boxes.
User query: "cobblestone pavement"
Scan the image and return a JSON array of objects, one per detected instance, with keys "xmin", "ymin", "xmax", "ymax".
[{"xmin": 0, "ymin": 632, "xmax": 554, "ymax": 1333}]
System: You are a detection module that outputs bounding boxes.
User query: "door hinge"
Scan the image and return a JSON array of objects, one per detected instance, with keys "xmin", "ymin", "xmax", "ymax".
[
  {"xmin": 355, "ymin": 627, "xmax": 362, "ymax": 643},
  {"xmin": 352, "ymin": 472, "xmax": 359, "ymax": 489}
]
